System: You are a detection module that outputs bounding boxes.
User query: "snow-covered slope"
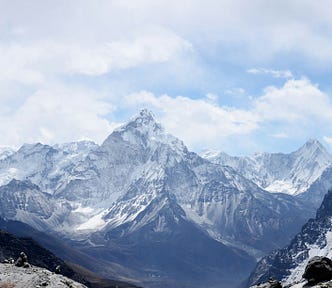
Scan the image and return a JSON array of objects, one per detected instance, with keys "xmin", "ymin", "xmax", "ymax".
[
  {"xmin": 0, "ymin": 110, "xmax": 312, "ymax": 249},
  {"xmin": 0, "ymin": 141, "xmax": 98, "ymax": 192},
  {"xmin": 60, "ymin": 110, "xmax": 311, "ymax": 254},
  {"xmin": 0, "ymin": 147, "xmax": 15, "ymax": 160},
  {"xmin": 0, "ymin": 179, "xmax": 71, "ymax": 231},
  {"xmin": 202, "ymin": 139, "xmax": 332, "ymax": 195},
  {"xmin": 298, "ymin": 165, "xmax": 332, "ymax": 209},
  {"xmin": 0, "ymin": 109, "xmax": 316, "ymax": 287},
  {"xmin": 248, "ymin": 190, "xmax": 332, "ymax": 286}
]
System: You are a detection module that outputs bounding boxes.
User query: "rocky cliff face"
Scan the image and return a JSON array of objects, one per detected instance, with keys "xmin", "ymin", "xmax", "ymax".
[
  {"xmin": 0, "ymin": 229, "xmax": 87, "ymax": 285},
  {"xmin": 0, "ymin": 262, "xmax": 87, "ymax": 288},
  {"xmin": 248, "ymin": 190, "xmax": 332, "ymax": 286}
]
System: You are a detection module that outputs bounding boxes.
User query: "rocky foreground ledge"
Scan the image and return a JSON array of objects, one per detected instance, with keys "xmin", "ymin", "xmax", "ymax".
[
  {"xmin": 251, "ymin": 256, "xmax": 332, "ymax": 288},
  {"xmin": 0, "ymin": 263, "xmax": 87, "ymax": 288}
]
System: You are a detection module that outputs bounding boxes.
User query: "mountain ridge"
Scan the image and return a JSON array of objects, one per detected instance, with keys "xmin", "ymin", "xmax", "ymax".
[
  {"xmin": 0, "ymin": 109, "xmax": 321, "ymax": 287},
  {"xmin": 201, "ymin": 139, "xmax": 332, "ymax": 196}
]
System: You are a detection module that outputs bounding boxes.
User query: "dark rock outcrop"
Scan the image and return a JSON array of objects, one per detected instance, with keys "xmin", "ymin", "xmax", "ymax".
[
  {"xmin": 251, "ymin": 278, "xmax": 282, "ymax": 288},
  {"xmin": 303, "ymin": 256, "xmax": 332, "ymax": 284},
  {"xmin": 14, "ymin": 251, "xmax": 30, "ymax": 268},
  {"xmin": 0, "ymin": 229, "xmax": 86, "ymax": 284}
]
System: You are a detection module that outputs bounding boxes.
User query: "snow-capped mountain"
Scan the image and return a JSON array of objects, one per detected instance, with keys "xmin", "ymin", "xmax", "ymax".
[
  {"xmin": 0, "ymin": 179, "xmax": 71, "ymax": 231},
  {"xmin": 248, "ymin": 189, "xmax": 332, "ymax": 286},
  {"xmin": 0, "ymin": 147, "xmax": 15, "ymax": 160},
  {"xmin": 59, "ymin": 109, "xmax": 311, "ymax": 253},
  {"xmin": 94, "ymin": 191, "xmax": 256, "ymax": 288},
  {"xmin": 0, "ymin": 109, "xmax": 317, "ymax": 287},
  {"xmin": 0, "ymin": 140, "xmax": 98, "ymax": 192},
  {"xmin": 202, "ymin": 139, "xmax": 332, "ymax": 195}
]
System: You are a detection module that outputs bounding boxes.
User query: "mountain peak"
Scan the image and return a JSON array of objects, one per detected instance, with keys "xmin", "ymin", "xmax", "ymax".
[
  {"xmin": 137, "ymin": 108, "xmax": 155, "ymax": 119},
  {"xmin": 113, "ymin": 109, "xmax": 164, "ymax": 138},
  {"xmin": 101, "ymin": 109, "xmax": 187, "ymax": 157},
  {"xmin": 294, "ymin": 139, "xmax": 330, "ymax": 159},
  {"xmin": 129, "ymin": 108, "xmax": 161, "ymax": 129},
  {"xmin": 5, "ymin": 179, "xmax": 40, "ymax": 191},
  {"xmin": 302, "ymin": 139, "xmax": 325, "ymax": 151}
]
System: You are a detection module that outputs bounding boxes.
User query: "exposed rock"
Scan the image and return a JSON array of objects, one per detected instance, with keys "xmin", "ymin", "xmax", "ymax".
[
  {"xmin": 251, "ymin": 278, "xmax": 283, "ymax": 288},
  {"xmin": 303, "ymin": 256, "xmax": 332, "ymax": 284},
  {"xmin": 15, "ymin": 251, "xmax": 29, "ymax": 267},
  {"xmin": 0, "ymin": 262, "xmax": 87, "ymax": 288},
  {"xmin": 55, "ymin": 265, "xmax": 61, "ymax": 274}
]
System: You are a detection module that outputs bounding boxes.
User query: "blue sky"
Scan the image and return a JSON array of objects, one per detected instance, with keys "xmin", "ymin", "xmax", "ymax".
[{"xmin": 1, "ymin": 0, "xmax": 332, "ymax": 155}]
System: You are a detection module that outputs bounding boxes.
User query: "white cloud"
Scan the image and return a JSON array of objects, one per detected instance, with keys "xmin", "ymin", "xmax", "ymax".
[
  {"xmin": 271, "ymin": 132, "xmax": 289, "ymax": 139},
  {"xmin": 225, "ymin": 88, "xmax": 246, "ymax": 96},
  {"xmin": 1, "ymin": 1, "xmax": 332, "ymax": 153},
  {"xmin": 255, "ymin": 78, "xmax": 332, "ymax": 122},
  {"xmin": 2, "ymin": 0, "xmax": 332, "ymax": 67},
  {"xmin": 323, "ymin": 136, "xmax": 332, "ymax": 146},
  {"xmin": 66, "ymin": 28, "xmax": 192, "ymax": 75},
  {"xmin": 123, "ymin": 77, "xmax": 332, "ymax": 151},
  {"xmin": 0, "ymin": 85, "xmax": 118, "ymax": 147},
  {"xmin": 0, "ymin": 28, "xmax": 192, "ymax": 82},
  {"xmin": 205, "ymin": 93, "xmax": 219, "ymax": 103},
  {"xmin": 247, "ymin": 68, "xmax": 293, "ymax": 79},
  {"xmin": 124, "ymin": 91, "xmax": 259, "ymax": 149}
]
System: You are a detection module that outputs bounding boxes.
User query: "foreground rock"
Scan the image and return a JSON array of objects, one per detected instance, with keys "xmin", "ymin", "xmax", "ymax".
[
  {"xmin": 0, "ymin": 263, "xmax": 87, "ymax": 288},
  {"xmin": 250, "ymin": 256, "xmax": 332, "ymax": 288},
  {"xmin": 303, "ymin": 256, "xmax": 332, "ymax": 284},
  {"xmin": 250, "ymin": 278, "xmax": 282, "ymax": 288}
]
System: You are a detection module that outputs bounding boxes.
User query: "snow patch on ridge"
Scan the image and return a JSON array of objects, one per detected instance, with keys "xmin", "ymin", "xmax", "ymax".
[
  {"xmin": 265, "ymin": 180, "xmax": 298, "ymax": 195},
  {"xmin": 283, "ymin": 220, "xmax": 332, "ymax": 285},
  {"xmin": 0, "ymin": 168, "xmax": 19, "ymax": 186},
  {"xmin": 76, "ymin": 209, "xmax": 110, "ymax": 231}
]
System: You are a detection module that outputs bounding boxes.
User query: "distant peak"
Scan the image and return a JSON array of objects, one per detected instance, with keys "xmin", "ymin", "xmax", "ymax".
[
  {"xmin": 18, "ymin": 142, "xmax": 53, "ymax": 153},
  {"xmin": 305, "ymin": 139, "xmax": 322, "ymax": 147},
  {"xmin": 138, "ymin": 108, "xmax": 155, "ymax": 119},
  {"xmin": 117, "ymin": 109, "xmax": 163, "ymax": 134},
  {"xmin": 297, "ymin": 139, "xmax": 328, "ymax": 154},
  {"xmin": 5, "ymin": 179, "xmax": 40, "ymax": 191},
  {"xmin": 130, "ymin": 109, "xmax": 158, "ymax": 126}
]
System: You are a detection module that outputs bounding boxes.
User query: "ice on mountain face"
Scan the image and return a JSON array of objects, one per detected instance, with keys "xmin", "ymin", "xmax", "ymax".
[
  {"xmin": 0, "ymin": 140, "xmax": 99, "ymax": 197},
  {"xmin": 0, "ymin": 168, "xmax": 19, "ymax": 186},
  {"xmin": 200, "ymin": 149, "xmax": 221, "ymax": 160},
  {"xmin": 265, "ymin": 180, "xmax": 298, "ymax": 194},
  {"xmin": 102, "ymin": 109, "xmax": 187, "ymax": 158},
  {"xmin": 75, "ymin": 208, "xmax": 110, "ymax": 231}
]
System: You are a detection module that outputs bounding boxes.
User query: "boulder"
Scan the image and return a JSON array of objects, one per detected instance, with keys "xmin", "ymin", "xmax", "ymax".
[
  {"xmin": 252, "ymin": 278, "xmax": 282, "ymax": 288},
  {"xmin": 15, "ymin": 251, "xmax": 29, "ymax": 268},
  {"xmin": 303, "ymin": 256, "xmax": 332, "ymax": 284}
]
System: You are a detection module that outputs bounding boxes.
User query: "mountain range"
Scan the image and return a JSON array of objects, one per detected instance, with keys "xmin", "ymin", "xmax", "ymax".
[
  {"xmin": 1, "ymin": 109, "xmax": 332, "ymax": 287},
  {"xmin": 201, "ymin": 139, "xmax": 332, "ymax": 197}
]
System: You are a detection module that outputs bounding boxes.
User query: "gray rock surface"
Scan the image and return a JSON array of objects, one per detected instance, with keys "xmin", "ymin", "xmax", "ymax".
[{"xmin": 0, "ymin": 263, "xmax": 87, "ymax": 288}]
